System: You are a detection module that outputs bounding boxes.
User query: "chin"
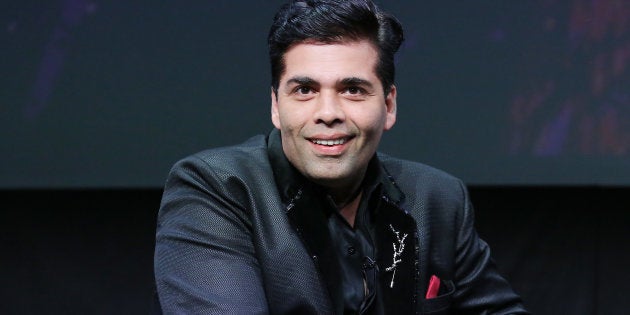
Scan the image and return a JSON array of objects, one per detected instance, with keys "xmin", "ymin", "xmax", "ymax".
[{"xmin": 306, "ymin": 169, "xmax": 353, "ymax": 188}]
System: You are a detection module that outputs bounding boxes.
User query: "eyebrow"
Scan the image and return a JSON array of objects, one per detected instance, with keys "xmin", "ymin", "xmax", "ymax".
[
  {"xmin": 285, "ymin": 76, "xmax": 318, "ymax": 87},
  {"xmin": 285, "ymin": 76, "xmax": 374, "ymax": 88},
  {"xmin": 339, "ymin": 77, "xmax": 374, "ymax": 89}
]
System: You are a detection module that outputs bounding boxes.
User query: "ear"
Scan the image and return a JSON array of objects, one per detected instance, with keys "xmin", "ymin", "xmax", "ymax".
[
  {"xmin": 384, "ymin": 85, "xmax": 397, "ymax": 130},
  {"xmin": 271, "ymin": 87, "xmax": 281, "ymax": 129}
]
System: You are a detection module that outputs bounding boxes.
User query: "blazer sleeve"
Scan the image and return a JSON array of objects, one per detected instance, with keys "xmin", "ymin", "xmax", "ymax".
[
  {"xmin": 451, "ymin": 180, "xmax": 529, "ymax": 314},
  {"xmin": 154, "ymin": 155, "xmax": 268, "ymax": 314}
]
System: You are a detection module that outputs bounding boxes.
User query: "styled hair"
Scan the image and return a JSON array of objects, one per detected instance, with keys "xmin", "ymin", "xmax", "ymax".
[{"xmin": 268, "ymin": 0, "xmax": 404, "ymax": 95}]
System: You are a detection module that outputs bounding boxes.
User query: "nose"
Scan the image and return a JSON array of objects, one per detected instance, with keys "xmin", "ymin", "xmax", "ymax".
[{"xmin": 314, "ymin": 90, "xmax": 345, "ymax": 125}]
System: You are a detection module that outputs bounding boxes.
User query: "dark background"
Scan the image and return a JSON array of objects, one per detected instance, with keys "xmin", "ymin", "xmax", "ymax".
[
  {"xmin": 3, "ymin": 0, "xmax": 630, "ymax": 187},
  {"xmin": 2, "ymin": 1, "xmax": 630, "ymax": 314}
]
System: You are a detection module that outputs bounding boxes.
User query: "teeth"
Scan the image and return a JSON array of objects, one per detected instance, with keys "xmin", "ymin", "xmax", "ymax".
[{"xmin": 312, "ymin": 138, "xmax": 347, "ymax": 146}]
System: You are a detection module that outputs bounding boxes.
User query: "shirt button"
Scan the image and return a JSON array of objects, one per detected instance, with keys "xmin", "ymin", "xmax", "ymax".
[{"xmin": 347, "ymin": 246, "xmax": 356, "ymax": 255}]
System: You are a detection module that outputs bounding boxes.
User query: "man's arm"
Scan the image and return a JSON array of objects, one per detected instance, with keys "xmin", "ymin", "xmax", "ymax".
[
  {"xmin": 154, "ymin": 156, "xmax": 268, "ymax": 314},
  {"xmin": 452, "ymin": 180, "xmax": 529, "ymax": 314}
]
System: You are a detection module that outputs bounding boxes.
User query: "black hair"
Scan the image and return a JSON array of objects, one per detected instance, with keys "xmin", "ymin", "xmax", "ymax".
[{"xmin": 268, "ymin": 0, "xmax": 404, "ymax": 96}]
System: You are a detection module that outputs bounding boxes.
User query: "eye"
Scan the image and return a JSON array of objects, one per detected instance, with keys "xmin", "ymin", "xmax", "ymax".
[
  {"xmin": 341, "ymin": 86, "xmax": 368, "ymax": 99},
  {"xmin": 295, "ymin": 86, "xmax": 314, "ymax": 95},
  {"xmin": 290, "ymin": 85, "xmax": 317, "ymax": 100},
  {"xmin": 346, "ymin": 86, "xmax": 363, "ymax": 95}
]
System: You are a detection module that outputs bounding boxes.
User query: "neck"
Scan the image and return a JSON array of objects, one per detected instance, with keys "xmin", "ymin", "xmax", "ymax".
[{"xmin": 334, "ymin": 189, "xmax": 362, "ymax": 227}]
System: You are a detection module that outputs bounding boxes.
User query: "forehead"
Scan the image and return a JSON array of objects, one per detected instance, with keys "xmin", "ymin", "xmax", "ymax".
[{"xmin": 281, "ymin": 40, "xmax": 380, "ymax": 83}]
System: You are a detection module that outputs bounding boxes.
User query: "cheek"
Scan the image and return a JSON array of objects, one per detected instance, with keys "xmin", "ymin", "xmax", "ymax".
[
  {"xmin": 277, "ymin": 112, "xmax": 296, "ymax": 131},
  {"xmin": 278, "ymin": 106, "xmax": 308, "ymax": 131},
  {"xmin": 273, "ymin": 105, "xmax": 291, "ymax": 130},
  {"xmin": 355, "ymin": 108, "xmax": 387, "ymax": 132}
]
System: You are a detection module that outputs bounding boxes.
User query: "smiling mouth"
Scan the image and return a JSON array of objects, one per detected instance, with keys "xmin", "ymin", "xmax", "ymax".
[{"xmin": 310, "ymin": 137, "xmax": 350, "ymax": 146}]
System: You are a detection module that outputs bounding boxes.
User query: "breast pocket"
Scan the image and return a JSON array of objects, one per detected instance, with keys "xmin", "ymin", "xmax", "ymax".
[{"xmin": 421, "ymin": 279, "xmax": 455, "ymax": 314}]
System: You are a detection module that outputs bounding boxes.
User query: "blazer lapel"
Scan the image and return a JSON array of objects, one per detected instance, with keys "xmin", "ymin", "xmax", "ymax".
[
  {"xmin": 284, "ymin": 187, "xmax": 345, "ymax": 314},
  {"xmin": 373, "ymin": 196, "xmax": 419, "ymax": 314}
]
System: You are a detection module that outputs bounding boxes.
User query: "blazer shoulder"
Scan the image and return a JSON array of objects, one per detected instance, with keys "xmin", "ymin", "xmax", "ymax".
[
  {"xmin": 377, "ymin": 152, "xmax": 469, "ymax": 219},
  {"xmin": 378, "ymin": 153, "xmax": 464, "ymax": 191},
  {"xmin": 162, "ymin": 134, "xmax": 275, "ymax": 204},
  {"xmin": 173, "ymin": 134, "xmax": 271, "ymax": 176}
]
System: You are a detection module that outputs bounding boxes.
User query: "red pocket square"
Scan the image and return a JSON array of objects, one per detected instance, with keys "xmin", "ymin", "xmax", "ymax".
[{"xmin": 425, "ymin": 275, "xmax": 440, "ymax": 299}]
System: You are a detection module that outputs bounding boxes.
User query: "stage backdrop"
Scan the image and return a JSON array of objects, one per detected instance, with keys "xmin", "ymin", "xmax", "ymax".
[{"xmin": 3, "ymin": 0, "xmax": 630, "ymax": 188}]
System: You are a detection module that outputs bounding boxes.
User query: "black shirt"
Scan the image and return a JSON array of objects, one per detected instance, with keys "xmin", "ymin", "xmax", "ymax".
[{"xmin": 324, "ymin": 164, "xmax": 383, "ymax": 314}]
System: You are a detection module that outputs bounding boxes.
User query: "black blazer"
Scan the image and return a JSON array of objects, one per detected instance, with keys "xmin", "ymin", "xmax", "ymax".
[{"xmin": 154, "ymin": 130, "xmax": 528, "ymax": 314}]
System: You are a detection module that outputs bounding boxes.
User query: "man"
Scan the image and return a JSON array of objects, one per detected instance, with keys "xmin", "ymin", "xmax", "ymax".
[{"xmin": 154, "ymin": 0, "xmax": 528, "ymax": 314}]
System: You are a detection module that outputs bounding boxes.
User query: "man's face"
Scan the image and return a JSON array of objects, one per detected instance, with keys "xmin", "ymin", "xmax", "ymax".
[{"xmin": 271, "ymin": 39, "xmax": 397, "ymax": 193}]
